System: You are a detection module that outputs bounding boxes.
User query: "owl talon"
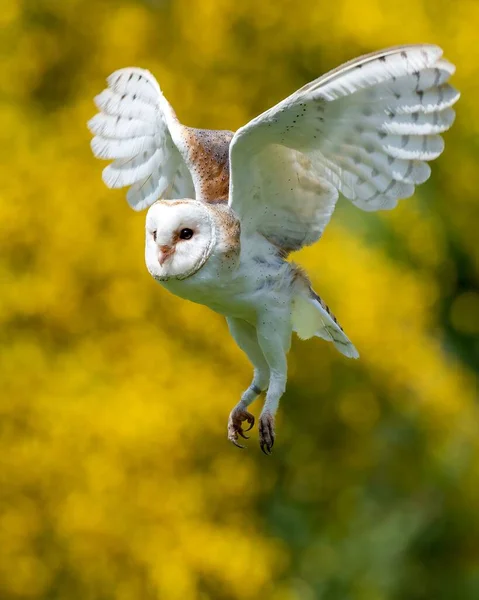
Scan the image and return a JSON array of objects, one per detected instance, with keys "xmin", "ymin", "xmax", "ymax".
[
  {"xmin": 243, "ymin": 419, "xmax": 254, "ymax": 433},
  {"xmin": 228, "ymin": 408, "xmax": 255, "ymax": 448},
  {"xmin": 259, "ymin": 412, "xmax": 275, "ymax": 455},
  {"xmin": 231, "ymin": 438, "xmax": 246, "ymax": 449}
]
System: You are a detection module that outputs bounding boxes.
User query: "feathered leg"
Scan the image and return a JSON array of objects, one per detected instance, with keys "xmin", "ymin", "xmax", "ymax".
[
  {"xmin": 226, "ymin": 318, "xmax": 270, "ymax": 448},
  {"xmin": 256, "ymin": 314, "xmax": 292, "ymax": 455}
]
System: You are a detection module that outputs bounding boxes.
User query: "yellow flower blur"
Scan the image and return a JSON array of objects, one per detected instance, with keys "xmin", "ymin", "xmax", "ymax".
[{"xmin": 1, "ymin": 0, "xmax": 478, "ymax": 598}]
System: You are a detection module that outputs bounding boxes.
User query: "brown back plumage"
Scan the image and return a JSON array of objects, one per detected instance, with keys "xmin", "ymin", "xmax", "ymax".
[{"xmin": 183, "ymin": 128, "xmax": 234, "ymax": 203}]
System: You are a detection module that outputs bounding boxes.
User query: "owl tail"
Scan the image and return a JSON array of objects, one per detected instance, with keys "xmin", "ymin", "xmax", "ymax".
[{"xmin": 292, "ymin": 282, "xmax": 359, "ymax": 359}]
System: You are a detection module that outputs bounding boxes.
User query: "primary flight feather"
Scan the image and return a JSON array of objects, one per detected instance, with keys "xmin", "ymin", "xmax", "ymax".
[{"xmin": 88, "ymin": 44, "xmax": 459, "ymax": 454}]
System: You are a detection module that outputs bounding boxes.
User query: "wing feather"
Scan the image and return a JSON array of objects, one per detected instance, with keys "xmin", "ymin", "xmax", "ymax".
[
  {"xmin": 229, "ymin": 44, "xmax": 459, "ymax": 248},
  {"xmin": 88, "ymin": 68, "xmax": 233, "ymax": 209},
  {"xmin": 88, "ymin": 68, "xmax": 196, "ymax": 210}
]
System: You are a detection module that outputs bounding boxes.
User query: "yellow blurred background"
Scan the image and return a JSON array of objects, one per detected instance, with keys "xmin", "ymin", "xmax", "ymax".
[{"xmin": 1, "ymin": 0, "xmax": 479, "ymax": 598}]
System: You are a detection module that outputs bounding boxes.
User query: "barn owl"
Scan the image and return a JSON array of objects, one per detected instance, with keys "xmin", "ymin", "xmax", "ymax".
[{"xmin": 88, "ymin": 45, "xmax": 459, "ymax": 454}]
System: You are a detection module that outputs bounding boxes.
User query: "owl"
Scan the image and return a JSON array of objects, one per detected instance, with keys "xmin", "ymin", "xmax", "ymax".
[{"xmin": 88, "ymin": 45, "xmax": 459, "ymax": 454}]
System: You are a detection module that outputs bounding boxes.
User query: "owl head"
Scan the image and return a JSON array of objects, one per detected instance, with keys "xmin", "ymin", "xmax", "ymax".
[{"xmin": 145, "ymin": 200, "xmax": 218, "ymax": 281}]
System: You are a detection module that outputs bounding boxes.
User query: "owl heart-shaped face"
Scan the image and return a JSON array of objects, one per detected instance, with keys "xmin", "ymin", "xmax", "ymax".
[{"xmin": 144, "ymin": 200, "xmax": 216, "ymax": 281}]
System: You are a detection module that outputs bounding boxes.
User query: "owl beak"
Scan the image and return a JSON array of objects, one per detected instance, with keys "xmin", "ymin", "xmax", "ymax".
[{"xmin": 158, "ymin": 244, "xmax": 174, "ymax": 266}]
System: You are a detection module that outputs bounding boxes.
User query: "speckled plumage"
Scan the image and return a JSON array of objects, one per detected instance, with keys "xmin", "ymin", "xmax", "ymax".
[
  {"xmin": 89, "ymin": 44, "xmax": 459, "ymax": 453},
  {"xmin": 183, "ymin": 128, "xmax": 233, "ymax": 202}
]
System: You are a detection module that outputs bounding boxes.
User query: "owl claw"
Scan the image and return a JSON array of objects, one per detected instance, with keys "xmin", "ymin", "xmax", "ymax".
[
  {"xmin": 259, "ymin": 412, "xmax": 275, "ymax": 455},
  {"xmin": 243, "ymin": 419, "xmax": 254, "ymax": 433},
  {"xmin": 228, "ymin": 407, "xmax": 255, "ymax": 448},
  {"xmin": 231, "ymin": 438, "xmax": 246, "ymax": 449}
]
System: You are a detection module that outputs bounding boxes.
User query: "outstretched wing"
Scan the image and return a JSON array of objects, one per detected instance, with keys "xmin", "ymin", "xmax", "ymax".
[
  {"xmin": 88, "ymin": 68, "xmax": 233, "ymax": 210},
  {"xmin": 228, "ymin": 44, "xmax": 459, "ymax": 253}
]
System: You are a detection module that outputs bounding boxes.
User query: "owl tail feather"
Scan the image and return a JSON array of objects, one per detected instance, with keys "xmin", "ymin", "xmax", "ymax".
[{"xmin": 292, "ymin": 285, "xmax": 359, "ymax": 359}]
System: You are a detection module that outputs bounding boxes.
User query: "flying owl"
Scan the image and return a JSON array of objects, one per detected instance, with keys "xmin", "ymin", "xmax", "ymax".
[{"xmin": 88, "ymin": 45, "xmax": 459, "ymax": 454}]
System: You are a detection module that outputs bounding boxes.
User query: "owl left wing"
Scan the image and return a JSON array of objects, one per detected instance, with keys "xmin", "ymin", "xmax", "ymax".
[
  {"xmin": 228, "ymin": 44, "xmax": 459, "ymax": 253},
  {"xmin": 88, "ymin": 67, "xmax": 233, "ymax": 209}
]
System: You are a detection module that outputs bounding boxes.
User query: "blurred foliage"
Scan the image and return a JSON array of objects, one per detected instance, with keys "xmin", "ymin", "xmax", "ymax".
[{"xmin": 1, "ymin": 0, "xmax": 479, "ymax": 598}]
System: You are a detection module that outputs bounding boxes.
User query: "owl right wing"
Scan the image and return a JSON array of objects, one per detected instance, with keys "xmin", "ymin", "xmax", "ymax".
[
  {"xmin": 228, "ymin": 44, "xmax": 459, "ymax": 253},
  {"xmin": 88, "ymin": 68, "xmax": 232, "ymax": 210}
]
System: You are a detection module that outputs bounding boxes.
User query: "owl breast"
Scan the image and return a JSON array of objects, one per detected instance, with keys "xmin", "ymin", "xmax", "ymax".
[{"xmin": 159, "ymin": 233, "xmax": 294, "ymax": 323}]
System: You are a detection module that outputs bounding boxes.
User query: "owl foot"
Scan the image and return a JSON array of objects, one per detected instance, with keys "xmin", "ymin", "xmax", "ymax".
[
  {"xmin": 228, "ymin": 407, "xmax": 255, "ymax": 449},
  {"xmin": 259, "ymin": 412, "xmax": 275, "ymax": 455}
]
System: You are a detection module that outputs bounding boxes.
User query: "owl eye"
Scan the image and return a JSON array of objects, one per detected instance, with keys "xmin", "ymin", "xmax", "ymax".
[
  {"xmin": 152, "ymin": 230, "xmax": 157, "ymax": 242},
  {"xmin": 179, "ymin": 228, "xmax": 194, "ymax": 240}
]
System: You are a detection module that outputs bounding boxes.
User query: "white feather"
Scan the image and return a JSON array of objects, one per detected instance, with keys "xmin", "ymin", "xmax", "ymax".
[
  {"xmin": 102, "ymin": 150, "xmax": 162, "ymax": 188},
  {"xmin": 127, "ymin": 173, "xmax": 170, "ymax": 211},
  {"xmin": 87, "ymin": 113, "xmax": 153, "ymax": 139},
  {"xmin": 229, "ymin": 44, "xmax": 459, "ymax": 240},
  {"xmin": 88, "ymin": 68, "xmax": 195, "ymax": 210},
  {"xmin": 93, "ymin": 89, "xmax": 157, "ymax": 121},
  {"xmin": 292, "ymin": 288, "xmax": 358, "ymax": 358}
]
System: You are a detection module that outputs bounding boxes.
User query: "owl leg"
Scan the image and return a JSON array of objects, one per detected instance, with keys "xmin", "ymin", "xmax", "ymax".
[
  {"xmin": 226, "ymin": 317, "xmax": 270, "ymax": 449},
  {"xmin": 256, "ymin": 317, "xmax": 291, "ymax": 455}
]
